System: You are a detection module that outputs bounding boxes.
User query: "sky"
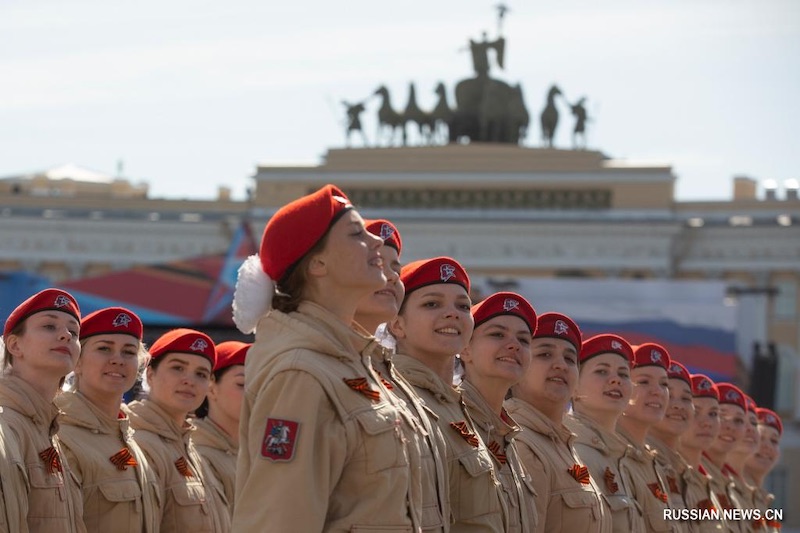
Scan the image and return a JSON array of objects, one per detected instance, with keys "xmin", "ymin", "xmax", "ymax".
[{"xmin": 1, "ymin": 0, "xmax": 798, "ymax": 202}]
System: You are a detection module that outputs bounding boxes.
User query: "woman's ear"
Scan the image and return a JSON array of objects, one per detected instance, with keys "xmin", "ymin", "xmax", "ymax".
[
  {"xmin": 4, "ymin": 334, "xmax": 23, "ymax": 359},
  {"xmin": 388, "ymin": 315, "xmax": 406, "ymax": 340},
  {"xmin": 459, "ymin": 344, "xmax": 473, "ymax": 364},
  {"xmin": 145, "ymin": 366, "xmax": 154, "ymax": 388},
  {"xmin": 306, "ymin": 252, "xmax": 328, "ymax": 278}
]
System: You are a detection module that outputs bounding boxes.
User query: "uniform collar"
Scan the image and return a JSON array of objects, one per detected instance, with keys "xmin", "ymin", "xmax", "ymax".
[
  {"xmin": 127, "ymin": 398, "xmax": 193, "ymax": 442},
  {"xmin": 567, "ymin": 411, "xmax": 629, "ymax": 456},
  {"xmin": 460, "ymin": 380, "xmax": 519, "ymax": 442},
  {"xmin": 504, "ymin": 396, "xmax": 573, "ymax": 443},
  {"xmin": 55, "ymin": 390, "xmax": 130, "ymax": 437},
  {"xmin": 392, "ymin": 353, "xmax": 460, "ymax": 403},
  {"xmin": 0, "ymin": 374, "xmax": 61, "ymax": 434},
  {"xmin": 193, "ymin": 416, "xmax": 237, "ymax": 454}
]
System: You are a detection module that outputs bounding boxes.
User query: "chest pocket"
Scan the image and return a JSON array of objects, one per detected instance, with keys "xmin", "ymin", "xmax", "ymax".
[
  {"xmin": 603, "ymin": 493, "xmax": 640, "ymax": 533},
  {"xmin": 355, "ymin": 408, "xmax": 407, "ymax": 474},
  {"xmin": 167, "ymin": 481, "xmax": 212, "ymax": 532},
  {"xmin": 554, "ymin": 490, "xmax": 601, "ymax": 529},
  {"xmin": 25, "ymin": 463, "xmax": 69, "ymax": 519},
  {"xmin": 454, "ymin": 449, "xmax": 500, "ymax": 521},
  {"xmin": 644, "ymin": 506, "xmax": 673, "ymax": 532},
  {"xmin": 82, "ymin": 479, "xmax": 143, "ymax": 533}
]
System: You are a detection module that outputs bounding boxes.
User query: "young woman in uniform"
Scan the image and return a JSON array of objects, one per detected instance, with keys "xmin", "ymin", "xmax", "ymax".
[
  {"xmin": 459, "ymin": 292, "xmax": 539, "ymax": 533},
  {"xmin": 565, "ymin": 333, "xmax": 644, "ymax": 533},
  {"xmin": 646, "ymin": 360, "xmax": 694, "ymax": 518},
  {"xmin": 678, "ymin": 374, "xmax": 726, "ymax": 532},
  {"xmin": 616, "ymin": 343, "xmax": 682, "ymax": 532},
  {"xmin": 700, "ymin": 382, "xmax": 749, "ymax": 514},
  {"xmin": 127, "ymin": 328, "xmax": 229, "ymax": 533},
  {"xmin": 503, "ymin": 311, "xmax": 610, "ymax": 533},
  {"xmin": 56, "ymin": 307, "xmax": 160, "ymax": 533},
  {"xmin": 193, "ymin": 340, "xmax": 249, "ymax": 517},
  {"xmin": 746, "ymin": 408, "xmax": 783, "ymax": 532},
  {"xmin": 389, "ymin": 256, "xmax": 507, "ymax": 531},
  {"xmin": 354, "ymin": 219, "xmax": 451, "ymax": 533},
  {"xmin": 0, "ymin": 288, "xmax": 86, "ymax": 532},
  {"xmin": 725, "ymin": 394, "xmax": 760, "ymax": 524},
  {"xmin": 231, "ymin": 185, "xmax": 421, "ymax": 532}
]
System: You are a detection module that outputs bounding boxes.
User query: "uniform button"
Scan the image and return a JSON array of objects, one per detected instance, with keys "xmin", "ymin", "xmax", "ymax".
[
  {"xmin": 592, "ymin": 437, "xmax": 601, "ymax": 445},
  {"xmin": 92, "ymin": 429, "xmax": 99, "ymax": 434}
]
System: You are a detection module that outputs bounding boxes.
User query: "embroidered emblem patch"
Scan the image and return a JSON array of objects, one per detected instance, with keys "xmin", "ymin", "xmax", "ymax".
[
  {"xmin": 568, "ymin": 464, "xmax": 591, "ymax": 485},
  {"xmin": 650, "ymin": 349, "xmax": 662, "ymax": 363},
  {"xmin": 554, "ymin": 319, "xmax": 569, "ymax": 335},
  {"xmin": 53, "ymin": 295, "xmax": 71, "ymax": 308},
  {"xmin": 189, "ymin": 338, "xmax": 208, "ymax": 352},
  {"xmin": 648, "ymin": 482, "xmax": 668, "ymax": 503},
  {"xmin": 261, "ymin": 418, "xmax": 299, "ymax": 461},
  {"xmin": 379, "ymin": 223, "xmax": 394, "ymax": 240},
  {"xmin": 502, "ymin": 298, "xmax": 520, "ymax": 312},
  {"xmin": 611, "ymin": 340, "xmax": 623, "ymax": 350},
  {"xmin": 110, "ymin": 447, "xmax": 138, "ymax": 470},
  {"xmin": 439, "ymin": 263, "xmax": 456, "ymax": 282},
  {"xmin": 604, "ymin": 467, "xmax": 619, "ymax": 493},
  {"xmin": 450, "ymin": 421, "xmax": 479, "ymax": 447},
  {"xmin": 112, "ymin": 313, "xmax": 132, "ymax": 327},
  {"xmin": 487, "ymin": 441, "xmax": 507, "ymax": 465},
  {"xmin": 725, "ymin": 389, "xmax": 741, "ymax": 402},
  {"xmin": 343, "ymin": 377, "xmax": 381, "ymax": 401},
  {"xmin": 698, "ymin": 378, "xmax": 712, "ymax": 391}
]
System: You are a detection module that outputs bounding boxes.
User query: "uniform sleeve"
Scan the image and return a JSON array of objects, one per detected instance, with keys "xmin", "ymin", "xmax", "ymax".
[
  {"xmin": 233, "ymin": 369, "xmax": 347, "ymax": 533},
  {"xmin": 514, "ymin": 440, "xmax": 550, "ymax": 533},
  {"xmin": 0, "ymin": 421, "xmax": 29, "ymax": 533}
]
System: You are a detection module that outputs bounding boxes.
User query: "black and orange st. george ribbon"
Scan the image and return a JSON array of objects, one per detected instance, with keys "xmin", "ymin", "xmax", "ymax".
[
  {"xmin": 667, "ymin": 475, "xmax": 680, "ymax": 494},
  {"xmin": 717, "ymin": 493, "xmax": 732, "ymax": 510},
  {"xmin": 568, "ymin": 464, "xmax": 591, "ymax": 485},
  {"xmin": 39, "ymin": 446, "xmax": 62, "ymax": 474},
  {"xmin": 604, "ymin": 467, "xmax": 619, "ymax": 494},
  {"xmin": 450, "ymin": 421, "xmax": 479, "ymax": 448},
  {"xmin": 343, "ymin": 377, "xmax": 381, "ymax": 401},
  {"xmin": 697, "ymin": 499, "xmax": 716, "ymax": 513},
  {"xmin": 648, "ymin": 483, "xmax": 668, "ymax": 503},
  {"xmin": 174, "ymin": 456, "xmax": 194, "ymax": 477},
  {"xmin": 487, "ymin": 441, "xmax": 507, "ymax": 465},
  {"xmin": 374, "ymin": 371, "xmax": 394, "ymax": 390},
  {"xmin": 110, "ymin": 447, "xmax": 138, "ymax": 471}
]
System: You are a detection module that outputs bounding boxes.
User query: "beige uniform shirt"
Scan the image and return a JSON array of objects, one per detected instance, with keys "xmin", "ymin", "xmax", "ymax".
[
  {"xmin": 56, "ymin": 391, "xmax": 161, "ymax": 533},
  {"xmin": 128, "ymin": 399, "xmax": 229, "ymax": 533},
  {"xmin": 701, "ymin": 455, "xmax": 746, "ymax": 533},
  {"xmin": 374, "ymin": 346, "xmax": 450, "ymax": 532},
  {"xmin": 565, "ymin": 412, "xmax": 644, "ymax": 533},
  {"xmin": 506, "ymin": 398, "xmax": 610, "ymax": 533},
  {"xmin": 233, "ymin": 302, "xmax": 420, "ymax": 533},
  {"xmin": 192, "ymin": 417, "xmax": 237, "ymax": 517},
  {"xmin": 751, "ymin": 485, "xmax": 779, "ymax": 533},
  {"xmin": 617, "ymin": 429, "xmax": 684, "ymax": 533},
  {"xmin": 394, "ymin": 354, "xmax": 505, "ymax": 533},
  {"xmin": 728, "ymin": 471, "xmax": 757, "ymax": 533},
  {"xmin": 460, "ymin": 382, "xmax": 536, "ymax": 533},
  {"xmin": 683, "ymin": 464, "xmax": 725, "ymax": 532},
  {"xmin": 0, "ymin": 374, "xmax": 86, "ymax": 533}
]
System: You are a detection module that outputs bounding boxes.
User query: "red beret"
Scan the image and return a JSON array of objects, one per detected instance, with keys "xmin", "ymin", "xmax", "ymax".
[
  {"xmin": 667, "ymin": 360, "xmax": 691, "ymax": 385},
  {"xmin": 743, "ymin": 394, "xmax": 757, "ymax": 414},
  {"xmin": 149, "ymin": 328, "xmax": 216, "ymax": 367},
  {"xmin": 633, "ymin": 342, "xmax": 671, "ymax": 371},
  {"xmin": 3, "ymin": 288, "xmax": 81, "ymax": 337},
  {"xmin": 260, "ymin": 184, "xmax": 352, "ymax": 282},
  {"xmin": 80, "ymin": 307, "xmax": 143, "ymax": 341},
  {"xmin": 717, "ymin": 383, "xmax": 747, "ymax": 411},
  {"xmin": 214, "ymin": 341, "xmax": 250, "ymax": 372},
  {"xmin": 579, "ymin": 333, "xmax": 633, "ymax": 364},
  {"xmin": 366, "ymin": 219, "xmax": 402, "ymax": 255},
  {"xmin": 471, "ymin": 292, "xmax": 537, "ymax": 333},
  {"xmin": 756, "ymin": 407, "xmax": 783, "ymax": 435},
  {"xmin": 401, "ymin": 256, "xmax": 470, "ymax": 295},
  {"xmin": 533, "ymin": 313, "xmax": 581, "ymax": 351},
  {"xmin": 690, "ymin": 374, "xmax": 719, "ymax": 400}
]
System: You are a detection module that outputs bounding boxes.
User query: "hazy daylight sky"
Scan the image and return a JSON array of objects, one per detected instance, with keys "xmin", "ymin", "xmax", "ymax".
[{"xmin": 1, "ymin": 0, "xmax": 798, "ymax": 201}]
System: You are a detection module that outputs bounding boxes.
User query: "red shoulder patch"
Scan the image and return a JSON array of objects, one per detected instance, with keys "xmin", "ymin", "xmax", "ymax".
[{"xmin": 261, "ymin": 418, "xmax": 300, "ymax": 461}]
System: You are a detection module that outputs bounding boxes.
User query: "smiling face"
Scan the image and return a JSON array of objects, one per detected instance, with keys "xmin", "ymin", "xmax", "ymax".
[
  {"xmin": 623, "ymin": 365, "xmax": 669, "ymax": 427},
  {"xmin": 654, "ymin": 378, "xmax": 695, "ymax": 438},
  {"xmin": 512, "ymin": 337, "xmax": 577, "ymax": 413},
  {"xmin": 710, "ymin": 403, "xmax": 746, "ymax": 455},
  {"xmin": 390, "ymin": 283, "xmax": 474, "ymax": 361},
  {"xmin": 146, "ymin": 352, "xmax": 212, "ymax": 421},
  {"xmin": 733, "ymin": 409, "xmax": 760, "ymax": 457},
  {"xmin": 574, "ymin": 352, "xmax": 632, "ymax": 416},
  {"xmin": 310, "ymin": 209, "xmax": 387, "ymax": 298},
  {"xmin": 462, "ymin": 314, "xmax": 532, "ymax": 388},
  {"xmin": 76, "ymin": 333, "xmax": 140, "ymax": 400},
  {"xmin": 682, "ymin": 397, "xmax": 720, "ymax": 450},
  {"xmin": 354, "ymin": 244, "xmax": 405, "ymax": 332},
  {"xmin": 746, "ymin": 424, "xmax": 781, "ymax": 478},
  {"xmin": 5, "ymin": 310, "xmax": 81, "ymax": 380}
]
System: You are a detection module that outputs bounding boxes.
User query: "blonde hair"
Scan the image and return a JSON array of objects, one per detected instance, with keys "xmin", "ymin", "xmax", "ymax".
[{"xmin": 63, "ymin": 339, "xmax": 151, "ymax": 393}]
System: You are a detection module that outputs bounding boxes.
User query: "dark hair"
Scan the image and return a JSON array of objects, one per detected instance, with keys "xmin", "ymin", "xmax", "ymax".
[
  {"xmin": 272, "ymin": 231, "xmax": 331, "ymax": 313},
  {"xmin": 195, "ymin": 365, "xmax": 238, "ymax": 419},
  {"xmin": 2, "ymin": 320, "xmax": 26, "ymax": 370}
]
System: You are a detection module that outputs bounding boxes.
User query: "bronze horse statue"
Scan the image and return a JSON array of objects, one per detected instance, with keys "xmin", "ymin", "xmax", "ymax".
[
  {"xmin": 374, "ymin": 85, "xmax": 406, "ymax": 146},
  {"xmin": 404, "ymin": 83, "xmax": 435, "ymax": 145},
  {"xmin": 540, "ymin": 84, "xmax": 562, "ymax": 147},
  {"xmin": 430, "ymin": 82, "xmax": 453, "ymax": 145}
]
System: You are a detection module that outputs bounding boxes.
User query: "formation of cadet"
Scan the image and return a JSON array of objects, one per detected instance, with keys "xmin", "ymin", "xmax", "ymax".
[{"xmin": 0, "ymin": 182, "xmax": 786, "ymax": 532}]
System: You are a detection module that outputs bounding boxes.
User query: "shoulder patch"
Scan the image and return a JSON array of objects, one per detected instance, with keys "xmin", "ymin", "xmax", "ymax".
[{"xmin": 261, "ymin": 418, "xmax": 300, "ymax": 461}]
